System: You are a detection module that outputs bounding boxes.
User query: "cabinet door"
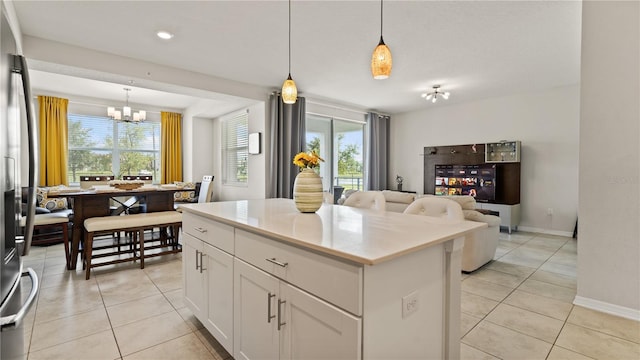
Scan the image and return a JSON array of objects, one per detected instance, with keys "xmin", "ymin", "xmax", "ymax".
[
  {"xmin": 183, "ymin": 233, "xmax": 205, "ymax": 319},
  {"xmin": 234, "ymin": 259, "xmax": 279, "ymax": 360},
  {"xmin": 280, "ymin": 283, "xmax": 362, "ymax": 360},
  {"xmin": 204, "ymin": 243, "xmax": 234, "ymax": 354}
]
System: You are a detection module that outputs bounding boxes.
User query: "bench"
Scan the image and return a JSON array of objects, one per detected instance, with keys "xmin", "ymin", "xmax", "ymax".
[
  {"xmin": 83, "ymin": 211, "xmax": 182, "ymax": 279},
  {"xmin": 21, "ymin": 213, "xmax": 70, "ymax": 268}
]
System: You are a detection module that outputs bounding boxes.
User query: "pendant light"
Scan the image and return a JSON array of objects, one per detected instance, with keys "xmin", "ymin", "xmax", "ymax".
[
  {"xmin": 281, "ymin": 0, "xmax": 298, "ymax": 104},
  {"xmin": 371, "ymin": 0, "xmax": 392, "ymax": 79}
]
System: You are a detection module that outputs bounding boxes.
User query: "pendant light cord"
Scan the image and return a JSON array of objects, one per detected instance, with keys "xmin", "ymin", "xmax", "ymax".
[
  {"xmin": 380, "ymin": 0, "xmax": 383, "ymax": 37},
  {"xmin": 288, "ymin": 0, "xmax": 292, "ymax": 75}
]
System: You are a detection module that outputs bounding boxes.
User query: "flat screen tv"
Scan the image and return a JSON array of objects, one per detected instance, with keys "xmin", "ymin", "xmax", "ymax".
[{"xmin": 434, "ymin": 164, "xmax": 496, "ymax": 202}]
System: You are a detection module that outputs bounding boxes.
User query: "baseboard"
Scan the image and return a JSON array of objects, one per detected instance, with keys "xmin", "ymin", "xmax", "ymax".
[
  {"xmin": 573, "ymin": 295, "xmax": 640, "ymax": 321},
  {"xmin": 516, "ymin": 226, "xmax": 573, "ymax": 238}
]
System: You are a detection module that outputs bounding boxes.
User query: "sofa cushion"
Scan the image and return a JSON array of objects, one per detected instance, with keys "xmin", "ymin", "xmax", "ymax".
[
  {"xmin": 382, "ymin": 190, "xmax": 415, "ymax": 204},
  {"xmin": 462, "ymin": 210, "xmax": 501, "ymax": 227},
  {"xmin": 440, "ymin": 195, "xmax": 476, "ymax": 210}
]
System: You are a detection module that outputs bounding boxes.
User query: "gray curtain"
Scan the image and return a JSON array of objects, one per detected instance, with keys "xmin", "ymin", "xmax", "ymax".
[
  {"xmin": 266, "ymin": 94, "xmax": 306, "ymax": 198},
  {"xmin": 366, "ymin": 112, "xmax": 390, "ymax": 190}
]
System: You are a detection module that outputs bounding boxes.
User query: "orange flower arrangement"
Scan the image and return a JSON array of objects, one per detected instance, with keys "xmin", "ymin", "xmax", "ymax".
[{"xmin": 293, "ymin": 150, "xmax": 324, "ymax": 169}]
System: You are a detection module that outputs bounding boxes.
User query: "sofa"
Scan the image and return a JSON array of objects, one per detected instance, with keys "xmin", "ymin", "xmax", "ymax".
[{"xmin": 340, "ymin": 190, "xmax": 500, "ymax": 272}]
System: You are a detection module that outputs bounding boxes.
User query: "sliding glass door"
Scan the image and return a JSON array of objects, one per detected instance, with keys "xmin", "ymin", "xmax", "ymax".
[{"xmin": 305, "ymin": 114, "xmax": 365, "ymax": 193}]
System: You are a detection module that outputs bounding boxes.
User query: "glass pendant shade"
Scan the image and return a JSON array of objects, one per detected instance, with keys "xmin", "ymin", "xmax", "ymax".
[
  {"xmin": 281, "ymin": 74, "xmax": 298, "ymax": 104},
  {"xmin": 371, "ymin": 36, "xmax": 392, "ymax": 79}
]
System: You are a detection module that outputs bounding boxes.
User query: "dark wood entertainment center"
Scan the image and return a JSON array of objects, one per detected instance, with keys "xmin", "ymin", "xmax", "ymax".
[{"xmin": 423, "ymin": 143, "xmax": 522, "ymax": 232}]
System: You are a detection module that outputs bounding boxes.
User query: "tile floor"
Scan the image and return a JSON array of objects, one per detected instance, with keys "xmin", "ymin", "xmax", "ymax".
[{"xmin": 19, "ymin": 231, "xmax": 640, "ymax": 359}]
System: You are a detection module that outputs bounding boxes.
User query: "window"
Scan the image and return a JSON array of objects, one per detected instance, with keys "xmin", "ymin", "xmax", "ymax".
[
  {"xmin": 67, "ymin": 114, "xmax": 160, "ymax": 184},
  {"xmin": 222, "ymin": 110, "xmax": 249, "ymax": 185},
  {"xmin": 305, "ymin": 114, "xmax": 365, "ymax": 192}
]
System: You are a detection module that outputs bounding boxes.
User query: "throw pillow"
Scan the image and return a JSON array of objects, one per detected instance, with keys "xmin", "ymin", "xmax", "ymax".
[
  {"xmin": 41, "ymin": 197, "xmax": 69, "ymax": 211},
  {"xmin": 174, "ymin": 190, "xmax": 197, "ymax": 203}
]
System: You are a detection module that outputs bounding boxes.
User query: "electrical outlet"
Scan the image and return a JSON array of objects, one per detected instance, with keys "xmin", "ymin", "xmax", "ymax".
[
  {"xmin": 402, "ymin": 291, "xmax": 419, "ymax": 318},
  {"xmin": 547, "ymin": 208, "xmax": 554, "ymax": 216}
]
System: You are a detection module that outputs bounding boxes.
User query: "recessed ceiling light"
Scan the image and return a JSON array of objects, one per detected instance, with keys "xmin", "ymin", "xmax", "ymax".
[{"xmin": 156, "ymin": 31, "xmax": 174, "ymax": 40}]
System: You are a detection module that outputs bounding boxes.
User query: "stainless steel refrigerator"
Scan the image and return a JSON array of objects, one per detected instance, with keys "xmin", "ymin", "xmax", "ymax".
[{"xmin": 0, "ymin": 4, "xmax": 39, "ymax": 360}]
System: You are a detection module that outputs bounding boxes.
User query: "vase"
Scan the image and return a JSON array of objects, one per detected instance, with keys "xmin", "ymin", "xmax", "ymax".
[{"xmin": 293, "ymin": 168, "xmax": 323, "ymax": 213}]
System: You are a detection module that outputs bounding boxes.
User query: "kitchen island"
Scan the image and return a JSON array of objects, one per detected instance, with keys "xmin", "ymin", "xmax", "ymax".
[{"xmin": 180, "ymin": 198, "xmax": 485, "ymax": 360}]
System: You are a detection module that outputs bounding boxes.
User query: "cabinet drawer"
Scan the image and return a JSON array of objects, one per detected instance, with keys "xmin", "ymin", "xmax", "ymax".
[
  {"xmin": 183, "ymin": 213, "xmax": 234, "ymax": 254},
  {"xmin": 235, "ymin": 229, "xmax": 363, "ymax": 316}
]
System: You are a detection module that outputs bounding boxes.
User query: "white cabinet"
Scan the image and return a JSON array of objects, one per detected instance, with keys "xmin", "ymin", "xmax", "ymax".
[
  {"xmin": 477, "ymin": 203, "xmax": 521, "ymax": 233},
  {"xmin": 183, "ymin": 233, "xmax": 205, "ymax": 319},
  {"xmin": 182, "ymin": 215, "xmax": 235, "ymax": 354},
  {"xmin": 233, "ymin": 258, "xmax": 361, "ymax": 360}
]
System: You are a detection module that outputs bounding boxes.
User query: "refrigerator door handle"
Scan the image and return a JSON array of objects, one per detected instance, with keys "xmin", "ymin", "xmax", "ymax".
[
  {"xmin": 13, "ymin": 55, "xmax": 38, "ymax": 256},
  {"xmin": 0, "ymin": 268, "xmax": 39, "ymax": 330}
]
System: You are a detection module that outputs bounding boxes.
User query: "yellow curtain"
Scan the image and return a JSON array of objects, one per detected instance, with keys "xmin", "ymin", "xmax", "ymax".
[
  {"xmin": 38, "ymin": 96, "xmax": 69, "ymax": 186},
  {"xmin": 161, "ymin": 111, "xmax": 183, "ymax": 184}
]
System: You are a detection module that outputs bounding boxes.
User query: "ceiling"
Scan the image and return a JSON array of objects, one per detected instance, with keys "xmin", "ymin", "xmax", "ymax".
[{"xmin": 13, "ymin": 1, "xmax": 582, "ymax": 115}]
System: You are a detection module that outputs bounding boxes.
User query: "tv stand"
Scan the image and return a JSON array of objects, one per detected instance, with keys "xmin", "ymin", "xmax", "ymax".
[{"xmin": 476, "ymin": 203, "xmax": 520, "ymax": 234}]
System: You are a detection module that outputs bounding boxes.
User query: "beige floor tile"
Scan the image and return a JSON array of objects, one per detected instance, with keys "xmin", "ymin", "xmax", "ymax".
[
  {"xmin": 499, "ymin": 252, "xmax": 548, "ymax": 268},
  {"xmin": 547, "ymin": 252, "xmax": 578, "ymax": 267},
  {"xmin": 539, "ymin": 261, "xmax": 577, "ymax": 277},
  {"xmin": 194, "ymin": 328, "xmax": 232, "ymax": 360},
  {"xmin": 39, "ymin": 269, "xmax": 95, "ymax": 290},
  {"xmin": 97, "ymin": 268, "xmax": 162, "ymax": 306},
  {"xmin": 34, "ymin": 282, "xmax": 104, "ymax": 324},
  {"xmin": 461, "ymin": 291, "xmax": 499, "ymax": 318},
  {"xmin": 522, "ymin": 236, "xmax": 568, "ymax": 252},
  {"xmin": 113, "ymin": 311, "xmax": 192, "ymax": 356},
  {"xmin": 567, "ymin": 306, "xmax": 640, "ymax": 344},
  {"xmin": 107, "ymin": 293, "xmax": 175, "ymax": 328},
  {"xmin": 163, "ymin": 288, "xmax": 186, "ymax": 310},
  {"xmin": 486, "ymin": 260, "xmax": 537, "ymax": 278},
  {"xmin": 462, "ymin": 277, "xmax": 515, "ymax": 302},
  {"xmin": 504, "ymin": 289, "xmax": 573, "ymax": 321},
  {"xmin": 177, "ymin": 306, "xmax": 205, "ymax": 331},
  {"xmin": 28, "ymin": 330, "xmax": 120, "ymax": 360},
  {"xmin": 556, "ymin": 323, "xmax": 640, "ymax": 359},
  {"xmin": 499, "ymin": 232, "xmax": 535, "ymax": 244},
  {"xmin": 518, "ymin": 279, "xmax": 576, "ymax": 303},
  {"xmin": 547, "ymin": 346, "xmax": 595, "ymax": 360},
  {"xmin": 30, "ymin": 307, "xmax": 111, "ymax": 352},
  {"xmin": 493, "ymin": 246, "xmax": 513, "ymax": 259},
  {"xmin": 461, "ymin": 313, "xmax": 483, "ymax": 338},
  {"xmin": 509, "ymin": 246, "xmax": 555, "ymax": 262},
  {"xmin": 485, "ymin": 303, "xmax": 564, "ymax": 343},
  {"xmin": 467, "ymin": 268, "xmax": 526, "ymax": 288},
  {"xmin": 462, "ymin": 321, "xmax": 552, "ymax": 360},
  {"xmin": 530, "ymin": 269, "xmax": 577, "ymax": 289},
  {"xmin": 124, "ymin": 333, "xmax": 213, "ymax": 360},
  {"xmin": 460, "ymin": 343, "xmax": 499, "ymax": 359}
]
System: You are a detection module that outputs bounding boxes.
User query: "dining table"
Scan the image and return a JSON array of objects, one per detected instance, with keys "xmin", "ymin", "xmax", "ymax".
[{"xmin": 47, "ymin": 185, "xmax": 178, "ymax": 270}]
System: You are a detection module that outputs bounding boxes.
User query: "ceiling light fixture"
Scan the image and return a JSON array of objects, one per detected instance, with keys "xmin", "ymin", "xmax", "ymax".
[
  {"xmin": 107, "ymin": 88, "xmax": 146, "ymax": 122},
  {"xmin": 421, "ymin": 85, "xmax": 450, "ymax": 103},
  {"xmin": 281, "ymin": 0, "xmax": 297, "ymax": 104},
  {"xmin": 156, "ymin": 30, "xmax": 174, "ymax": 40},
  {"xmin": 371, "ymin": 0, "xmax": 392, "ymax": 79}
]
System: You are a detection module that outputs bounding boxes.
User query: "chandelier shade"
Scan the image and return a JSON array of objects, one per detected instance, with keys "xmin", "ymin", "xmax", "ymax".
[
  {"xmin": 371, "ymin": 0, "xmax": 392, "ymax": 79},
  {"xmin": 371, "ymin": 36, "xmax": 392, "ymax": 79},
  {"xmin": 282, "ymin": 74, "xmax": 298, "ymax": 104},
  {"xmin": 108, "ymin": 88, "xmax": 146, "ymax": 122}
]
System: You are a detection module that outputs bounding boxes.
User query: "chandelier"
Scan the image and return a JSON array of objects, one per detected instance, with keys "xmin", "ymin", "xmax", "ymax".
[
  {"xmin": 108, "ymin": 88, "xmax": 146, "ymax": 122},
  {"xmin": 421, "ymin": 85, "xmax": 450, "ymax": 103}
]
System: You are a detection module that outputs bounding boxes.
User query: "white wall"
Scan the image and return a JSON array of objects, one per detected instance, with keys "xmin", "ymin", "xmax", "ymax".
[
  {"xmin": 576, "ymin": 1, "xmax": 639, "ymax": 318},
  {"xmin": 391, "ymin": 85, "xmax": 580, "ymax": 235},
  {"xmin": 212, "ymin": 102, "xmax": 266, "ymax": 201}
]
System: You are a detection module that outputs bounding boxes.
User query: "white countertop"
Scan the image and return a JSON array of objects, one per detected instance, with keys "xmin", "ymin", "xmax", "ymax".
[{"xmin": 180, "ymin": 198, "xmax": 486, "ymax": 265}]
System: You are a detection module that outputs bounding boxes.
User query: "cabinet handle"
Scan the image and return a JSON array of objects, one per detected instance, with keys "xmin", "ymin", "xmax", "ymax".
[
  {"xmin": 267, "ymin": 293, "xmax": 276, "ymax": 323},
  {"xmin": 195, "ymin": 250, "xmax": 200, "ymax": 271},
  {"xmin": 266, "ymin": 258, "xmax": 288, "ymax": 268},
  {"xmin": 199, "ymin": 252, "xmax": 205, "ymax": 273},
  {"xmin": 277, "ymin": 299, "xmax": 286, "ymax": 331},
  {"xmin": 194, "ymin": 227, "xmax": 207, "ymax": 233}
]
